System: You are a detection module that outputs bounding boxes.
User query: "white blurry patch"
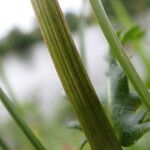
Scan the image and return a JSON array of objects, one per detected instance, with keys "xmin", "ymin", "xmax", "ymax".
[
  {"xmin": 0, "ymin": 26, "xmax": 108, "ymax": 121},
  {"xmin": 0, "ymin": 0, "xmax": 34, "ymax": 37},
  {"xmin": 0, "ymin": 0, "xmax": 81, "ymax": 38}
]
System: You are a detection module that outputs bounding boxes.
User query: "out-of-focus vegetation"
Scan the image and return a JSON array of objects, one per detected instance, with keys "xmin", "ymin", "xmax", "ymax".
[
  {"xmin": 0, "ymin": 0, "xmax": 150, "ymax": 149},
  {"xmin": 0, "ymin": 27, "xmax": 42, "ymax": 55},
  {"xmin": 0, "ymin": 10, "xmax": 94, "ymax": 150},
  {"xmin": 0, "ymin": 12, "xmax": 94, "ymax": 56},
  {"xmin": 0, "ymin": 98, "xmax": 89, "ymax": 150},
  {"xmin": 103, "ymin": 0, "xmax": 150, "ymax": 16},
  {"xmin": 1, "ymin": 0, "xmax": 150, "ymax": 55}
]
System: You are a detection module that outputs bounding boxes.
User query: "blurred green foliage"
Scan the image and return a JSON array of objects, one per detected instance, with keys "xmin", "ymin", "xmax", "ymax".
[
  {"xmin": 0, "ymin": 0, "xmax": 150, "ymax": 149},
  {"xmin": 102, "ymin": 0, "xmax": 150, "ymax": 16},
  {"xmin": 123, "ymin": 0, "xmax": 150, "ymax": 15},
  {"xmin": 1, "ymin": 0, "xmax": 150, "ymax": 56},
  {"xmin": 0, "ymin": 27, "xmax": 42, "ymax": 55},
  {"xmin": 65, "ymin": 12, "xmax": 95, "ymax": 33},
  {"xmin": 0, "ymin": 99, "xmax": 87, "ymax": 150},
  {"xmin": 65, "ymin": 12, "xmax": 79, "ymax": 33},
  {"xmin": 0, "ymin": 12, "xmax": 94, "ymax": 56}
]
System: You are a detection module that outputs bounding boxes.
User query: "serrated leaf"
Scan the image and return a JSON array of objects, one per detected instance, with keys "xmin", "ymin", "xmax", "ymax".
[
  {"xmin": 89, "ymin": 0, "xmax": 150, "ymax": 112},
  {"xmin": 109, "ymin": 56, "xmax": 150, "ymax": 146}
]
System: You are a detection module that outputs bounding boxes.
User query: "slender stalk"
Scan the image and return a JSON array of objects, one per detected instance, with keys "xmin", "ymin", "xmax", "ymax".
[
  {"xmin": 108, "ymin": 0, "xmax": 150, "ymax": 88},
  {"xmin": 30, "ymin": 0, "xmax": 122, "ymax": 149},
  {"xmin": 89, "ymin": 0, "xmax": 150, "ymax": 110},
  {"xmin": 0, "ymin": 88, "xmax": 46, "ymax": 150}
]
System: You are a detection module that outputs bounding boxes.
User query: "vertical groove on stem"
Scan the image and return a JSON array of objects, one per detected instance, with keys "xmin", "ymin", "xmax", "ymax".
[{"xmin": 30, "ymin": 0, "xmax": 122, "ymax": 149}]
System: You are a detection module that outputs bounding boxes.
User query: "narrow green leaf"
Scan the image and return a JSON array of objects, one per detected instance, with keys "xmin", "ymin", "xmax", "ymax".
[
  {"xmin": 120, "ymin": 25, "xmax": 145, "ymax": 44},
  {"xmin": 0, "ymin": 88, "xmax": 46, "ymax": 150},
  {"xmin": 30, "ymin": 0, "xmax": 122, "ymax": 149},
  {"xmin": 108, "ymin": 0, "xmax": 150, "ymax": 88},
  {"xmin": 89, "ymin": 0, "xmax": 150, "ymax": 111}
]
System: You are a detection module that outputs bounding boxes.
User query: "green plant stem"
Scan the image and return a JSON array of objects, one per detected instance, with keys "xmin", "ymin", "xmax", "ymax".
[
  {"xmin": 0, "ymin": 136, "xmax": 9, "ymax": 150},
  {"xmin": 89, "ymin": 0, "xmax": 150, "ymax": 110},
  {"xmin": 30, "ymin": 0, "xmax": 122, "ymax": 149},
  {"xmin": 0, "ymin": 88, "xmax": 46, "ymax": 150},
  {"xmin": 108, "ymin": 0, "xmax": 150, "ymax": 88}
]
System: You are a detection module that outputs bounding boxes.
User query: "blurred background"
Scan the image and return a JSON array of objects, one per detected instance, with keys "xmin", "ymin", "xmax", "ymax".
[{"xmin": 0, "ymin": 0, "xmax": 150, "ymax": 149}]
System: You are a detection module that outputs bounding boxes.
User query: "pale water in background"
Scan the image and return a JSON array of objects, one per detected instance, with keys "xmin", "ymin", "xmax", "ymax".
[{"xmin": 0, "ymin": 8, "xmax": 150, "ymax": 122}]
